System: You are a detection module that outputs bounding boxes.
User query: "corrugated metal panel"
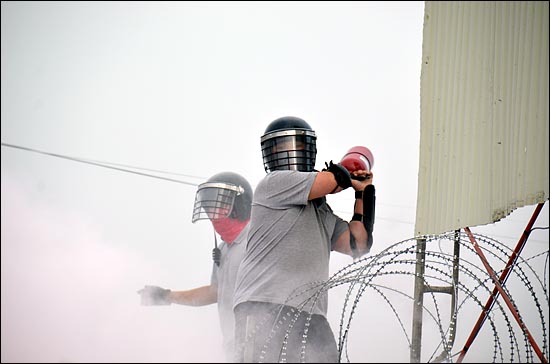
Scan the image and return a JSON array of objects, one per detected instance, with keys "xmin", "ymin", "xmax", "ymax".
[{"xmin": 415, "ymin": 1, "xmax": 549, "ymax": 236}]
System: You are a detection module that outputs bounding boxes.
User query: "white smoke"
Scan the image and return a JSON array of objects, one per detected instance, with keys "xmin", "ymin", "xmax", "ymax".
[{"xmin": 1, "ymin": 176, "xmax": 224, "ymax": 363}]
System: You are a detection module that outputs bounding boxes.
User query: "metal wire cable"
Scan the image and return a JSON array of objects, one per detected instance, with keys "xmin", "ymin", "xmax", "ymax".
[{"xmin": 1, "ymin": 142, "xmax": 202, "ymax": 186}]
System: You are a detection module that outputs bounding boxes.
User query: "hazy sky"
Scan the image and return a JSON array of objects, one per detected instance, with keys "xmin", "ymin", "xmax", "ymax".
[{"xmin": 2, "ymin": 1, "xmax": 548, "ymax": 363}]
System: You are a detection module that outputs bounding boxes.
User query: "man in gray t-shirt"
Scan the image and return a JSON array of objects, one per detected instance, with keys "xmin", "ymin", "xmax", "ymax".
[
  {"xmin": 210, "ymin": 225, "xmax": 248, "ymax": 360},
  {"xmin": 138, "ymin": 171, "xmax": 252, "ymax": 362},
  {"xmin": 233, "ymin": 116, "xmax": 375, "ymax": 363}
]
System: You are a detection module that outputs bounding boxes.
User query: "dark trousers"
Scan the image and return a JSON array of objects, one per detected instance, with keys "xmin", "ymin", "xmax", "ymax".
[{"xmin": 234, "ymin": 301, "xmax": 338, "ymax": 363}]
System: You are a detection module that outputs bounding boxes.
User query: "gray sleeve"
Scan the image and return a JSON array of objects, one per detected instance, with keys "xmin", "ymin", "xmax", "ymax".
[{"xmin": 255, "ymin": 171, "xmax": 316, "ymax": 209}]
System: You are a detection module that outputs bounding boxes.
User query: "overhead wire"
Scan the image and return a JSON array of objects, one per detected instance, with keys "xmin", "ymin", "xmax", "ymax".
[
  {"xmin": 3, "ymin": 142, "xmax": 548, "ymax": 236},
  {"xmin": 1, "ymin": 142, "xmax": 203, "ymax": 187}
]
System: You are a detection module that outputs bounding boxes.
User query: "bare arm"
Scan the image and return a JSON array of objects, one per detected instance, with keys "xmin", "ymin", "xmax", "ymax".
[
  {"xmin": 167, "ymin": 285, "xmax": 218, "ymax": 306},
  {"xmin": 308, "ymin": 166, "xmax": 372, "ymax": 200},
  {"xmin": 308, "ymin": 171, "xmax": 342, "ymax": 200}
]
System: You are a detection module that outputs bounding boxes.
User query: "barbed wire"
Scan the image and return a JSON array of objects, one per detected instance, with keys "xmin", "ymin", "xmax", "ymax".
[{"xmin": 237, "ymin": 231, "xmax": 549, "ymax": 362}]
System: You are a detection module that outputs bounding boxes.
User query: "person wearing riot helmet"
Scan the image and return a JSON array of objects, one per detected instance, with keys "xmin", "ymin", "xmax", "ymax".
[
  {"xmin": 232, "ymin": 116, "xmax": 374, "ymax": 363},
  {"xmin": 138, "ymin": 171, "xmax": 252, "ymax": 362}
]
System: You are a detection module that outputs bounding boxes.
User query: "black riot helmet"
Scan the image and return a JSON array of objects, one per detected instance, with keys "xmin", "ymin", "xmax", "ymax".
[
  {"xmin": 261, "ymin": 116, "xmax": 317, "ymax": 172},
  {"xmin": 192, "ymin": 171, "xmax": 253, "ymax": 223}
]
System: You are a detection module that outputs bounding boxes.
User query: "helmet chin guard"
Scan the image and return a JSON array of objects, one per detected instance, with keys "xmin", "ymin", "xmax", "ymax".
[{"xmin": 261, "ymin": 116, "xmax": 317, "ymax": 172}]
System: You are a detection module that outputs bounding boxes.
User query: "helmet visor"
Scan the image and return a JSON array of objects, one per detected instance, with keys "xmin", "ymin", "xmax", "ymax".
[
  {"xmin": 261, "ymin": 131, "xmax": 316, "ymax": 172},
  {"xmin": 192, "ymin": 182, "xmax": 244, "ymax": 222}
]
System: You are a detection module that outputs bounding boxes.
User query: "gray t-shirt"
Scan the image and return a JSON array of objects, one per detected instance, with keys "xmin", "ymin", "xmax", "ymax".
[
  {"xmin": 233, "ymin": 170, "xmax": 348, "ymax": 317},
  {"xmin": 211, "ymin": 225, "xmax": 248, "ymax": 361}
]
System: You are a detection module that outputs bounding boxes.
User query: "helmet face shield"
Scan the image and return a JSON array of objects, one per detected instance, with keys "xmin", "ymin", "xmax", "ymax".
[
  {"xmin": 261, "ymin": 130, "xmax": 316, "ymax": 172},
  {"xmin": 192, "ymin": 182, "xmax": 244, "ymax": 223}
]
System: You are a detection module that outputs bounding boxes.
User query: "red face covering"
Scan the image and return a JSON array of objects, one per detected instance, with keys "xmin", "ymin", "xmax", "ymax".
[{"xmin": 211, "ymin": 217, "xmax": 249, "ymax": 244}]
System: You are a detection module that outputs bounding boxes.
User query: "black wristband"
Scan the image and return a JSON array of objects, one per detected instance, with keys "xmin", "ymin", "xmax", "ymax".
[
  {"xmin": 324, "ymin": 161, "xmax": 352, "ymax": 190},
  {"xmin": 351, "ymin": 213, "xmax": 363, "ymax": 222},
  {"xmin": 355, "ymin": 190, "xmax": 363, "ymax": 199}
]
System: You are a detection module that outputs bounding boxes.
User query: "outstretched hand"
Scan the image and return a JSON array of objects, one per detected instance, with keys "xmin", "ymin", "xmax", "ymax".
[{"xmin": 137, "ymin": 285, "xmax": 171, "ymax": 306}]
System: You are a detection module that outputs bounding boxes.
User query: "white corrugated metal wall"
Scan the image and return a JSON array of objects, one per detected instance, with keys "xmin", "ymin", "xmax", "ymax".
[{"xmin": 415, "ymin": 1, "xmax": 549, "ymax": 236}]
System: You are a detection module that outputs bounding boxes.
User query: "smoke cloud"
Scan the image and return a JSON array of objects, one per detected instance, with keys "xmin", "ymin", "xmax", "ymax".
[{"xmin": 1, "ymin": 177, "xmax": 224, "ymax": 362}]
